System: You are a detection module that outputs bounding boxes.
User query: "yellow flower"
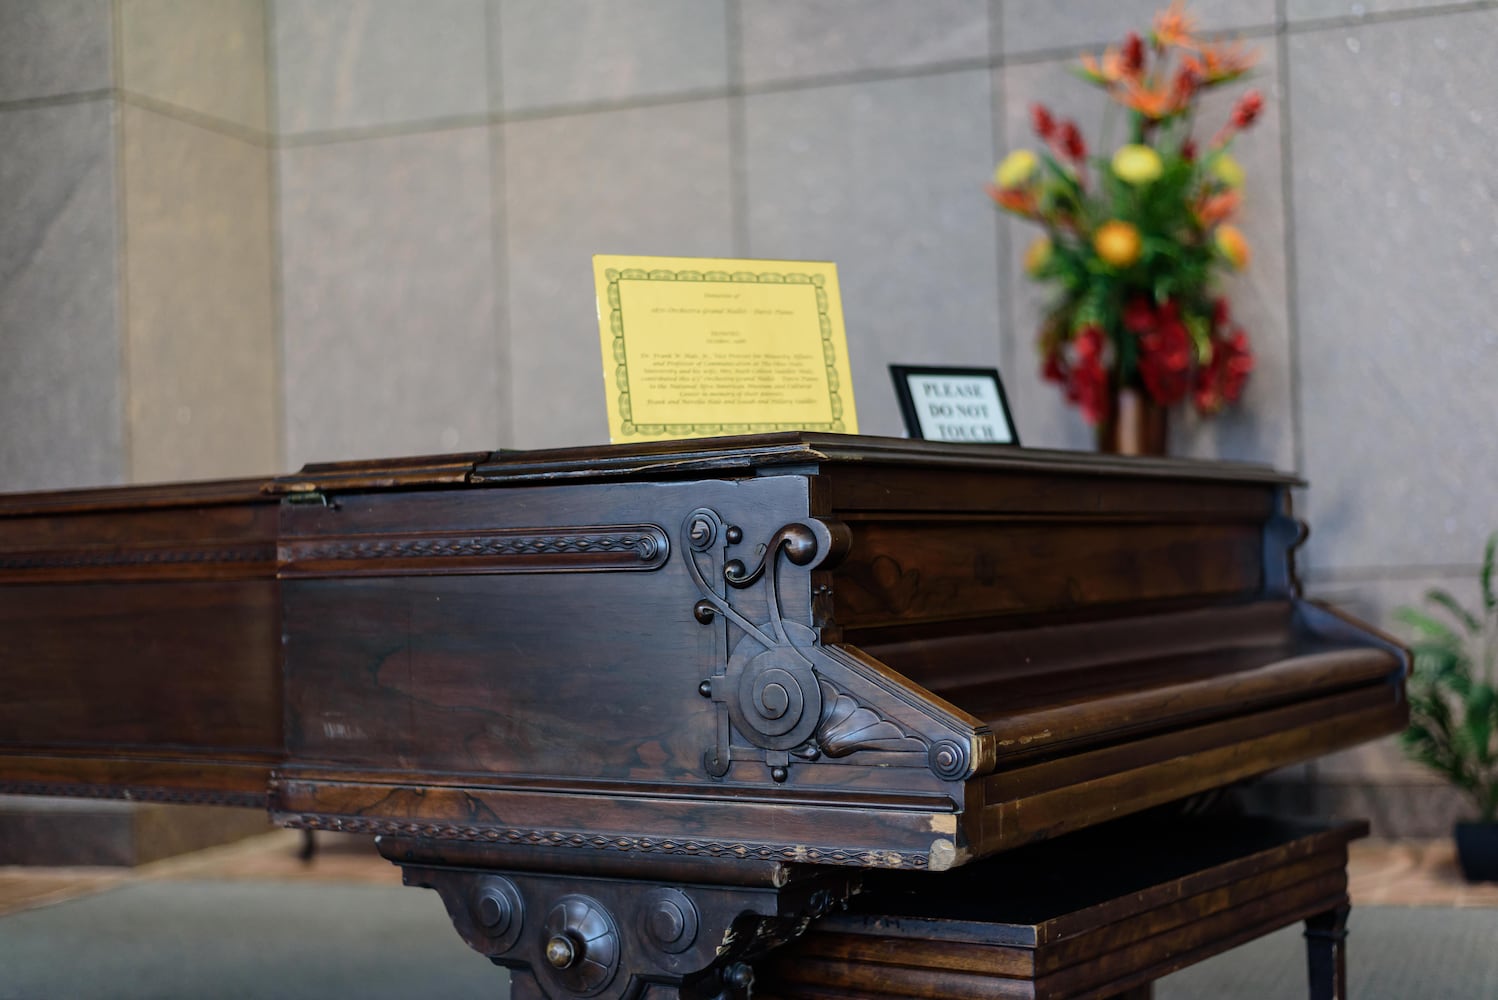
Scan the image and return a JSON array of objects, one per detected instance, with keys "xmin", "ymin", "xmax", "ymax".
[
  {"xmin": 1093, "ymin": 220, "xmax": 1142, "ymax": 268},
  {"xmin": 1024, "ymin": 236, "xmax": 1052, "ymax": 275},
  {"xmin": 1211, "ymin": 153, "xmax": 1245, "ymax": 189},
  {"xmin": 994, "ymin": 149, "xmax": 1039, "ymax": 189},
  {"xmin": 1215, "ymin": 224, "xmax": 1251, "ymax": 269},
  {"xmin": 1112, "ymin": 144, "xmax": 1163, "ymax": 184}
]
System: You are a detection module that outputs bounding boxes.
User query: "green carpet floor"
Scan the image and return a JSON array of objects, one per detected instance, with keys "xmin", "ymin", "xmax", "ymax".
[{"xmin": 2, "ymin": 880, "xmax": 1495, "ymax": 998}]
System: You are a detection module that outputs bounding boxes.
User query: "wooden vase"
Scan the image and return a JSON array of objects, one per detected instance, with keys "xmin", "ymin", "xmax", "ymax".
[{"xmin": 1096, "ymin": 386, "xmax": 1168, "ymax": 456}]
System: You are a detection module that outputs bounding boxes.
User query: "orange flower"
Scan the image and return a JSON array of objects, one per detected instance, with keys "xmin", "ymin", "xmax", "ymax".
[
  {"xmin": 1183, "ymin": 41, "xmax": 1258, "ymax": 85},
  {"xmin": 1078, "ymin": 45, "xmax": 1142, "ymax": 86},
  {"xmin": 1215, "ymin": 224, "xmax": 1251, "ymax": 269},
  {"xmin": 1116, "ymin": 77, "xmax": 1191, "ymax": 120},
  {"xmin": 1094, "ymin": 220, "xmax": 1143, "ymax": 268},
  {"xmin": 1152, "ymin": 1, "xmax": 1197, "ymax": 49},
  {"xmin": 986, "ymin": 182, "xmax": 1039, "ymax": 218},
  {"xmin": 1195, "ymin": 189, "xmax": 1240, "ymax": 226}
]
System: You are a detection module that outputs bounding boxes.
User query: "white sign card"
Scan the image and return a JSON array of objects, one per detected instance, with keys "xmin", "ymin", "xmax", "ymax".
[{"xmin": 890, "ymin": 366, "xmax": 1019, "ymax": 445}]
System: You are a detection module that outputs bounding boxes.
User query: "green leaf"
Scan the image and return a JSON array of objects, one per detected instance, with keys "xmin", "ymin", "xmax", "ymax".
[
  {"xmin": 1426, "ymin": 587, "xmax": 1482, "ymax": 634},
  {"xmin": 1483, "ymin": 532, "xmax": 1497, "ymax": 613},
  {"xmin": 1395, "ymin": 606, "xmax": 1464, "ymax": 647}
]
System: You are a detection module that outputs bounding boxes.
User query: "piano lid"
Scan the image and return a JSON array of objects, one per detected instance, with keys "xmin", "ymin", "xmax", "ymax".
[{"xmin": 265, "ymin": 431, "xmax": 1301, "ymax": 496}]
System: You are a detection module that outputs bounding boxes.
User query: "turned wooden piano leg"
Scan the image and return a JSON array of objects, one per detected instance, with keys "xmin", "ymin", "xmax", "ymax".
[{"xmin": 1304, "ymin": 902, "xmax": 1351, "ymax": 1000}]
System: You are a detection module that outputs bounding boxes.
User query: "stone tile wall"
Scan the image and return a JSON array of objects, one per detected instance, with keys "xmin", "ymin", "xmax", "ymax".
[{"xmin": 2, "ymin": 0, "xmax": 1496, "ymax": 832}]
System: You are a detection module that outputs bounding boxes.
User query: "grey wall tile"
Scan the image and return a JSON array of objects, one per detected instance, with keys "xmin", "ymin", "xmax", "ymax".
[
  {"xmin": 122, "ymin": 105, "xmax": 277, "ymax": 483},
  {"xmin": 1001, "ymin": 0, "xmax": 1275, "ymax": 57},
  {"xmin": 996, "ymin": 51, "xmax": 1293, "ymax": 467},
  {"xmin": 119, "ymin": 0, "xmax": 269, "ymax": 134},
  {"xmin": 739, "ymin": 0, "xmax": 989, "ymax": 88},
  {"xmin": 745, "ymin": 71, "xmax": 1003, "ymax": 439},
  {"xmin": 279, "ymin": 127, "xmax": 500, "ymax": 468},
  {"xmin": 273, "ymin": 0, "xmax": 487, "ymax": 135},
  {"xmin": 0, "ymin": 100, "xmax": 123, "ymax": 491},
  {"xmin": 0, "ymin": 0, "xmax": 111, "ymax": 103},
  {"xmin": 1287, "ymin": 0, "xmax": 1455, "ymax": 22},
  {"xmin": 1290, "ymin": 11, "xmax": 1498, "ymax": 572},
  {"xmin": 495, "ymin": 0, "xmax": 727, "ymax": 114},
  {"xmin": 503, "ymin": 101, "xmax": 732, "ymax": 449}
]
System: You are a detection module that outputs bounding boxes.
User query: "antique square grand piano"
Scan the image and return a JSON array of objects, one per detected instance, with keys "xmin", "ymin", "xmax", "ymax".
[{"xmin": 0, "ymin": 433, "xmax": 1405, "ymax": 998}]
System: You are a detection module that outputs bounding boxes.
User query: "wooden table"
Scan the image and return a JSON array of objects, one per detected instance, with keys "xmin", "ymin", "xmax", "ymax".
[{"xmin": 758, "ymin": 815, "xmax": 1366, "ymax": 1000}]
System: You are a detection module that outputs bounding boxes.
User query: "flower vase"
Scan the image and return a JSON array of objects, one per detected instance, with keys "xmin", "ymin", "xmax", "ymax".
[{"xmin": 1096, "ymin": 386, "xmax": 1167, "ymax": 456}]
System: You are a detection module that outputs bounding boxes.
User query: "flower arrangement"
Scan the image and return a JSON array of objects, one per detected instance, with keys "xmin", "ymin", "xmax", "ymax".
[{"xmin": 989, "ymin": 3, "xmax": 1261, "ymax": 430}]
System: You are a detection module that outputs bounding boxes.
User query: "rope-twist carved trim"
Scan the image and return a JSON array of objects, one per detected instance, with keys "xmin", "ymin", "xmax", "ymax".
[
  {"xmin": 0, "ymin": 781, "xmax": 264, "ymax": 808},
  {"xmin": 0, "ymin": 544, "xmax": 274, "ymax": 571},
  {"xmin": 286, "ymin": 815, "xmax": 929, "ymax": 870},
  {"xmin": 289, "ymin": 532, "xmax": 662, "ymax": 562}
]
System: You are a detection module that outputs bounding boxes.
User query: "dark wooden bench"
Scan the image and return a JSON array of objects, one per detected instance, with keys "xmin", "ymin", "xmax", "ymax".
[{"xmin": 758, "ymin": 815, "xmax": 1366, "ymax": 1000}]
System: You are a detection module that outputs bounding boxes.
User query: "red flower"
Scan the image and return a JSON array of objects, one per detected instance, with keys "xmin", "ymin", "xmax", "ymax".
[
  {"xmin": 1122, "ymin": 32, "xmax": 1146, "ymax": 74},
  {"xmin": 1066, "ymin": 326, "xmax": 1110, "ymax": 424},
  {"xmin": 1031, "ymin": 103, "xmax": 1056, "ymax": 140},
  {"xmin": 1122, "ymin": 296, "xmax": 1157, "ymax": 333},
  {"xmin": 1194, "ymin": 326, "xmax": 1255, "ymax": 414},
  {"xmin": 1180, "ymin": 138, "xmax": 1197, "ymax": 161},
  {"xmin": 1059, "ymin": 121, "xmax": 1087, "ymax": 161},
  {"xmin": 1231, "ymin": 89, "xmax": 1264, "ymax": 129},
  {"xmin": 1135, "ymin": 301, "xmax": 1192, "ymax": 406}
]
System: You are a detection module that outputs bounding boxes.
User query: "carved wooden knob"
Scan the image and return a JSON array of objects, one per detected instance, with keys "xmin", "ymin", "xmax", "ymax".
[
  {"xmin": 545, "ymin": 933, "xmax": 578, "ymax": 969},
  {"xmin": 541, "ymin": 895, "xmax": 620, "ymax": 996},
  {"xmin": 468, "ymin": 876, "xmax": 523, "ymax": 951},
  {"xmin": 640, "ymin": 888, "xmax": 698, "ymax": 955}
]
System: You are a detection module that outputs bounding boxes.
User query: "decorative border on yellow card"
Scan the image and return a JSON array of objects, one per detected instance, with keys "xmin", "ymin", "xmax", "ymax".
[{"xmin": 601, "ymin": 265, "xmax": 850, "ymax": 438}]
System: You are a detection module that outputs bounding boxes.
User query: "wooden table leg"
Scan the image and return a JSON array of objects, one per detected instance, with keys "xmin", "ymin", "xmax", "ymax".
[{"xmin": 1304, "ymin": 902, "xmax": 1350, "ymax": 1000}]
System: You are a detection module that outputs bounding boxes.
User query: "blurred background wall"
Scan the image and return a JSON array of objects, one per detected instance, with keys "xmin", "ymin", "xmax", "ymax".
[{"xmin": 1, "ymin": 0, "xmax": 1494, "ymax": 835}]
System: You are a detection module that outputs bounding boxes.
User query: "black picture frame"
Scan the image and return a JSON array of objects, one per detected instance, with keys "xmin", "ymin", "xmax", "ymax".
[{"xmin": 889, "ymin": 365, "xmax": 1020, "ymax": 445}]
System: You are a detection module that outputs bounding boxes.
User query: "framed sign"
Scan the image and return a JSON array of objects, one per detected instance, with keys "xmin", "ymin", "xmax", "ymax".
[
  {"xmin": 594, "ymin": 255, "xmax": 858, "ymax": 443},
  {"xmin": 889, "ymin": 365, "xmax": 1019, "ymax": 445}
]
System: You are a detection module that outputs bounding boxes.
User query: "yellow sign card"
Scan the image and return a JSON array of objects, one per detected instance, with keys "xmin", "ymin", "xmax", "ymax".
[{"xmin": 594, "ymin": 255, "xmax": 857, "ymax": 443}]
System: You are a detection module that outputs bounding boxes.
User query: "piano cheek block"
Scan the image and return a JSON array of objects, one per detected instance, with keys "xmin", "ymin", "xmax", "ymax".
[{"xmin": 0, "ymin": 434, "xmax": 1408, "ymax": 998}]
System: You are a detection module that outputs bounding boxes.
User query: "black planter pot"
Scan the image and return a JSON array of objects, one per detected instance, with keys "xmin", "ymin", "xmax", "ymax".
[{"xmin": 1454, "ymin": 822, "xmax": 1498, "ymax": 882}]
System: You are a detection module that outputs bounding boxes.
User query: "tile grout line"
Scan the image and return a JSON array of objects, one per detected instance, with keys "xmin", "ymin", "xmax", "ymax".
[
  {"xmin": 0, "ymin": 89, "xmax": 114, "ymax": 113},
  {"xmin": 109, "ymin": 0, "xmax": 133, "ymax": 486},
  {"xmin": 989, "ymin": 0, "xmax": 1018, "ymax": 429},
  {"xmin": 8, "ymin": 0, "xmax": 1495, "ymax": 152},
  {"xmin": 726, "ymin": 0, "xmax": 749, "ymax": 257},
  {"xmin": 1275, "ymin": 0, "xmax": 1307, "ymax": 482},
  {"xmin": 485, "ymin": 0, "xmax": 513, "ymax": 449},
  {"xmin": 264, "ymin": 0, "xmax": 287, "ymax": 474},
  {"xmin": 116, "ymin": 89, "xmax": 272, "ymax": 148}
]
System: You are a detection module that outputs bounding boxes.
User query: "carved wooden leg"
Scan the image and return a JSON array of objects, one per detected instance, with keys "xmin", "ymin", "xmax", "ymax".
[
  {"xmin": 378, "ymin": 837, "xmax": 852, "ymax": 1000},
  {"xmin": 1304, "ymin": 902, "xmax": 1350, "ymax": 1000}
]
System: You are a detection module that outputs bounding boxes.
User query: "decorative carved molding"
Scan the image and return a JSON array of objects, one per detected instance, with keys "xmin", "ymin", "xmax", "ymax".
[
  {"xmin": 289, "ymin": 814, "xmax": 932, "ymax": 870},
  {"xmin": 684, "ymin": 509, "xmax": 969, "ymax": 784},
  {"xmin": 0, "ymin": 781, "xmax": 264, "ymax": 809},
  {"xmin": 0, "ymin": 543, "xmax": 276, "ymax": 583},
  {"xmin": 280, "ymin": 525, "xmax": 670, "ymax": 577},
  {"xmin": 399, "ymin": 853, "xmax": 859, "ymax": 1000},
  {"xmin": 814, "ymin": 681, "xmax": 927, "ymax": 758}
]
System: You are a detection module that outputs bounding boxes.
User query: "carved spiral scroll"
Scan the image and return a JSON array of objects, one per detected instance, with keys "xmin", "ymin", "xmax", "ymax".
[
  {"xmin": 724, "ymin": 523, "xmax": 820, "ymax": 588},
  {"xmin": 727, "ymin": 644, "xmax": 823, "ymax": 752}
]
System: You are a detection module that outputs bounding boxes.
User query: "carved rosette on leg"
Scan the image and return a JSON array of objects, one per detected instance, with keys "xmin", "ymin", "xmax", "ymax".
[{"xmin": 683, "ymin": 508, "xmax": 976, "ymax": 786}]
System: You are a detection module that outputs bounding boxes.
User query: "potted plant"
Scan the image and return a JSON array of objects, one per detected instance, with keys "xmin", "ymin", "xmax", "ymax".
[
  {"xmin": 988, "ymin": 2, "xmax": 1260, "ymax": 454},
  {"xmin": 1397, "ymin": 532, "xmax": 1498, "ymax": 881}
]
